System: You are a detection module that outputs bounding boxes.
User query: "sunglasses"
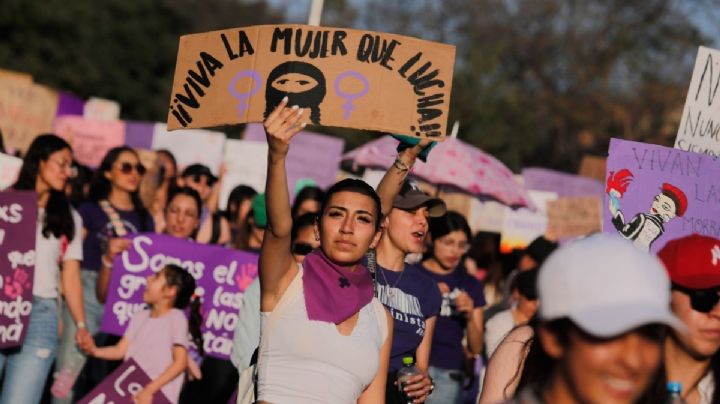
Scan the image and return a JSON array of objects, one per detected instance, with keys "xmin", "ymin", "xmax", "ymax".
[
  {"xmin": 672, "ymin": 283, "xmax": 720, "ymax": 313},
  {"xmin": 292, "ymin": 242, "xmax": 315, "ymax": 256},
  {"xmin": 118, "ymin": 162, "xmax": 146, "ymax": 176}
]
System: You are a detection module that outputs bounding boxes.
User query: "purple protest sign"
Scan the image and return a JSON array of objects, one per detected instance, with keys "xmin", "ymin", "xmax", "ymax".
[
  {"xmin": 604, "ymin": 138, "xmax": 720, "ymax": 254},
  {"xmin": 55, "ymin": 92, "xmax": 85, "ymax": 117},
  {"xmin": 101, "ymin": 233, "xmax": 259, "ymax": 360},
  {"xmin": 522, "ymin": 167, "xmax": 603, "ymax": 197},
  {"xmin": 244, "ymin": 123, "xmax": 345, "ymax": 195},
  {"xmin": 77, "ymin": 358, "xmax": 171, "ymax": 404},
  {"xmin": 0, "ymin": 191, "xmax": 37, "ymax": 349},
  {"xmin": 124, "ymin": 121, "xmax": 156, "ymax": 150}
]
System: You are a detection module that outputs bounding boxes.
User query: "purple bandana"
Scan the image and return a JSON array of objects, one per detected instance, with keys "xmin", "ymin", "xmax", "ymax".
[{"xmin": 302, "ymin": 250, "xmax": 373, "ymax": 324}]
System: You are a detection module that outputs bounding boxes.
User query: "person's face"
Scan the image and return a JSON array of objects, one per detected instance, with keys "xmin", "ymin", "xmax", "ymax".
[
  {"xmin": 165, "ymin": 194, "xmax": 200, "ymax": 239},
  {"xmin": 317, "ymin": 191, "xmax": 381, "ymax": 265},
  {"xmin": 105, "ymin": 151, "xmax": 143, "ymax": 194},
  {"xmin": 516, "ymin": 293, "xmax": 539, "ymax": 320},
  {"xmin": 144, "ymin": 270, "xmax": 173, "ymax": 305},
  {"xmin": 670, "ymin": 289, "xmax": 720, "ymax": 358},
  {"xmin": 651, "ymin": 193, "xmax": 677, "ymax": 223},
  {"xmin": 541, "ymin": 325, "xmax": 663, "ymax": 404},
  {"xmin": 272, "ymin": 72, "xmax": 319, "ymax": 94},
  {"xmin": 292, "ymin": 225, "xmax": 320, "ymax": 263},
  {"xmin": 295, "ymin": 199, "xmax": 321, "ymax": 218},
  {"xmin": 184, "ymin": 174, "xmax": 212, "ymax": 201},
  {"xmin": 432, "ymin": 230, "xmax": 469, "ymax": 270},
  {"xmin": 386, "ymin": 207, "xmax": 429, "ymax": 254},
  {"xmin": 38, "ymin": 148, "xmax": 73, "ymax": 192}
]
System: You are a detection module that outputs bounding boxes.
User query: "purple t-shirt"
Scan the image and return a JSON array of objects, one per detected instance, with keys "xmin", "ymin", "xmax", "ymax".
[
  {"xmin": 78, "ymin": 201, "xmax": 154, "ymax": 271},
  {"xmin": 376, "ymin": 264, "xmax": 442, "ymax": 371},
  {"xmin": 420, "ymin": 265, "xmax": 485, "ymax": 371},
  {"xmin": 125, "ymin": 308, "xmax": 189, "ymax": 403}
]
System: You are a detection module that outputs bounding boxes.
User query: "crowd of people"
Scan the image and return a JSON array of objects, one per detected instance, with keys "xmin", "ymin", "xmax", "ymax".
[{"xmin": 2, "ymin": 99, "xmax": 720, "ymax": 404}]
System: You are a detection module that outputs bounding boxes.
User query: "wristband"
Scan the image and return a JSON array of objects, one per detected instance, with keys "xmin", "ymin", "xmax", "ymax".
[
  {"xmin": 101, "ymin": 255, "xmax": 113, "ymax": 268},
  {"xmin": 77, "ymin": 321, "xmax": 86, "ymax": 329}
]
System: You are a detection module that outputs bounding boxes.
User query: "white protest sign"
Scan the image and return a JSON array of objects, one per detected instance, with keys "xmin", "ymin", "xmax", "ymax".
[
  {"xmin": 218, "ymin": 139, "xmax": 268, "ymax": 210},
  {"xmin": 0, "ymin": 153, "xmax": 22, "ymax": 190},
  {"xmin": 151, "ymin": 123, "xmax": 226, "ymax": 174}
]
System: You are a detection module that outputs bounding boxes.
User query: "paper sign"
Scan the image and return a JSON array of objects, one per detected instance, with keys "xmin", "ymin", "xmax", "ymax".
[
  {"xmin": 167, "ymin": 24, "xmax": 455, "ymax": 138},
  {"xmin": 0, "ymin": 153, "xmax": 23, "ymax": 190},
  {"xmin": 579, "ymin": 155, "xmax": 607, "ymax": 183},
  {"xmin": 0, "ymin": 191, "xmax": 38, "ymax": 349},
  {"xmin": 604, "ymin": 138, "xmax": 720, "ymax": 253},
  {"xmin": 546, "ymin": 196, "xmax": 601, "ymax": 239},
  {"xmin": 244, "ymin": 123, "xmax": 344, "ymax": 194},
  {"xmin": 0, "ymin": 78, "xmax": 59, "ymax": 154},
  {"xmin": 500, "ymin": 190, "xmax": 556, "ymax": 253},
  {"xmin": 522, "ymin": 167, "xmax": 603, "ymax": 197},
  {"xmin": 151, "ymin": 123, "xmax": 226, "ymax": 174},
  {"xmin": 124, "ymin": 121, "xmax": 155, "ymax": 150},
  {"xmin": 84, "ymin": 97, "xmax": 121, "ymax": 121},
  {"xmin": 53, "ymin": 116, "xmax": 126, "ymax": 168},
  {"xmin": 675, "ymin": 46, "xmax": 720, "ymax": 157},
  {"xmin": 101, "ymin": 234, "xmax": 259, "ymax": 360},
  {"xmin": 77, "ymin": 358, "xmax": 171, "ymax": 404},
  {"xmin": 219, "ymin": 139, "xmax": 268, "ymax": 209}
]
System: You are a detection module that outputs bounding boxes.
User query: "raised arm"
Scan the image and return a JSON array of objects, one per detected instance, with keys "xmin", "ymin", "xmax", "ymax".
[
  {"xmin": 376, "ymin": 139, "xmax": 433, "ymax": 217},
  {"xmin": 259, "ymin": 97, "xmax": 306, "ymax": 311}
]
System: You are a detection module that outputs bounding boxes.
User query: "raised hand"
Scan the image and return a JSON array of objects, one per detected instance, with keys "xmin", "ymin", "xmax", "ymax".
[{"xmin": 264, "ymin": 96, "xmax": 306, "ymax": 156}]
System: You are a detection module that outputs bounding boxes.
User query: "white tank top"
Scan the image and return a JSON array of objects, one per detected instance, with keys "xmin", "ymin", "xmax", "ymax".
[{"xmin": 257, "ymin": 268, "xmax": 388, "ymax": 404}]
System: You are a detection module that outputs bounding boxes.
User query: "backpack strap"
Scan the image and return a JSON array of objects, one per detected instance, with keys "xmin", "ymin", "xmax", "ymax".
[{"xmin": 99, "ymin": 200, "xmax": 128, "ymax": 237}]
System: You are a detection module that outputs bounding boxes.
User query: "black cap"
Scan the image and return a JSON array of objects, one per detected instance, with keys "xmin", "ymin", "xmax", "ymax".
[
  {"xmin": 525, "ymin": 236, "xmax": 558, "ymax": 265},
  {"xmin": 393, "ymin": 180, "xmax": 446, "ymax": 217},
  {"xmin": 181, "ymin": 164, "xmax": 217, "ymax": 185}
]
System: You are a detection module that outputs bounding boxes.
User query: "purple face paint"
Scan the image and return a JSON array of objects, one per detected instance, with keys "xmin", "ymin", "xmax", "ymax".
[
  {"xmin": 229, "ymin": 70, "xmax": 262, "ymax": 117},
  {"xmin": 334, "ymin": 71, "xmax": 369, "ymax": 120}
]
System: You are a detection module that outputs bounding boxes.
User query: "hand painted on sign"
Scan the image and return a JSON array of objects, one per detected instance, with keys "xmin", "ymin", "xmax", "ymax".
[{"xmin": 4, "ymin": 269, "xmax": 31, "ymax": 299}]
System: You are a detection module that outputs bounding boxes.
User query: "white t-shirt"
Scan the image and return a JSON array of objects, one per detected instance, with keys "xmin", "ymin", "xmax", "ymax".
[
  {"xmin": 33, "ymin": 208, "xmax": 83, "ymax": 298},
  {"xmin": 485, "ymin": 309, "xmax": 516, "ymax": 358}
]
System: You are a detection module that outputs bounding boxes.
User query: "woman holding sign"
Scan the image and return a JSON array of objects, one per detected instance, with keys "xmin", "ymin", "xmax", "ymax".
[
  {"xmin": 256, "ymin": 98, "xmax": 428, "ymax": 403},
  {"xmin": 6, "ymin": 134, "xmax": 87, "ymax": 404}
]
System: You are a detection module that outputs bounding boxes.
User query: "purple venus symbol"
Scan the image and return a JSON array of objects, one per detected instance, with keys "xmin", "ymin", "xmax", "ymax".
[
  {"xmin": 228, "ymin": 70, "xmax": 262, "ymax": 117},
  {"xmin": 334, "ymin": 71, "xmax": 369, "ymax": 120}
]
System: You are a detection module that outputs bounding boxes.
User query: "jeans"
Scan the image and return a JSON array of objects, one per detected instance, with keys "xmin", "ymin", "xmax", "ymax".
[
  {"xmin": 427, "ymin": 366, "xmax": 464, "ymax": 404},
  {"xmin": 53, "ymin": 269, "xmax": 104, "ymax": 404},
  {"xmin": 0, "ymin": 297, "xmax": 59, "ymax": 404}
]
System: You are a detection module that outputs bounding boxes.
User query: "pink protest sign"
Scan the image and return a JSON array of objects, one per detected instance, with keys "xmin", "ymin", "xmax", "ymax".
[
  {"xmin": 604, "ymin": 138, "xmax": 720, "ymax": 253},
  {"xmin": 54, "ymin": 116, "xmax": 126, "ymax": 168},
  {"xmin": 77, "ymin": 358, "xmax": 171, "ymax": 404},
  {"xmin": 101, "ymin": 233, "xmax": 258, "ymax": 360},
  {"xmin": 0, "ymin": 191, "xmax": 37, "ymax": 349}
]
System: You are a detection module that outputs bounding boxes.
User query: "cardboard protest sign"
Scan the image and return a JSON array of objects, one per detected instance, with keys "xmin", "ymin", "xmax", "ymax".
[
  {"xmin": 0, "ymin": 77, "xmax": 59, "ymax": 154},
  {"xmin": 0, "ymin": 69, "xmax": 32, "ymax": 83},
  {"xmin": 77, "ymin": 358, "xmax": 171, "ymax": 404},
  {"xmin": 167, "ymin": 24, "xmax": 455, "ymax": 138},
  {"xmin": 54, "ymin": 116, "xmax": 126, "ymax": 168},
  {"xmin": 218, "ymin": 139, "xmax": 268, "ymax": 210},
  {"xmin": 604, "ymin": 138, "xmax": 720, "ymax": 253},
  {"xmin": 546, "ymin": 196, "xmax": 601, "ymax": 239},
  {"xmin": 0, "ymin": 191, "xmax": 38, "ymax": 349},
  {"xmin": 0, "ymin": 153, "xmax": 23, "ymax": 191},
  {"xmin": 675, "ymin": 46, "xmax": 720, "ymax": 158},
  {"xmin": 151, "ymin": 124, "xmax": 226, "ymax": 174},
  {"xmin": 244, "ymin": 123, "xmax": 345, "ymax": 194},
  {"xmin": 578, "ymin": 155, "xmax": 607, "ymax": 183},
  {"xmin": 522, "ymin": 167, "xmax": 603, "ymax": 197},
  {"xmin": 102, "ymin": 234, "xmax": 259, "ymax": 360}
]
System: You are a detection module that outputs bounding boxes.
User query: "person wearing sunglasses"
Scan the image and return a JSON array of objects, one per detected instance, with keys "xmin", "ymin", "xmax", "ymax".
[
  {"xmin": 421, "ymin": 211, "xmax": 485, "ymax": 404},
  {"xmin": 179, "ymin": 164, "xmax": 231, "ymax": 246},
  {"xmin": 657, "ymin": 234, "xmax": 720, "ymax": 404},
  {"xmin": 55, "ymin": 146, "xmax": 154, "ymax": 404}
]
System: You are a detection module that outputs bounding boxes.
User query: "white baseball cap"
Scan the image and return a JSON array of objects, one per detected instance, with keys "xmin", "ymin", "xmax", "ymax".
[{"xmin": 538, "ymin": 233, "xmax": 685, "ymax": 337}]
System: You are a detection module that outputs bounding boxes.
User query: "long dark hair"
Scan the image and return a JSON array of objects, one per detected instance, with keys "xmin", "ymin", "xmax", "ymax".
[
  {"xmin": 163, "ymin": 264, "xmax": 204, "ymax": 355},
  {"xmin": 225, "ymin": 184, "xmax": 256, "ymax": 223},
  {"xmin": 13, "ymin": 134, "xmax": 75, "ymax": 239},
  {"xmin": 319, "ymin": 178, "xmax": 382, "ymax": 230},
  {"xmin": 424, "ymin": 211, "xmax": 472, "ymax": 262},
  {"xmin": 88, "ymin": 146, "xmax": 149, "ymax": 231},
  {"xmin": 291, "ymin": 185, "xmax": 325, "ymax": 219}
]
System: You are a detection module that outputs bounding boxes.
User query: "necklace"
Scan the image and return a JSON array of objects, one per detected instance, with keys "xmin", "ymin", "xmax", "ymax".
[{"xmin": 376, "ymin": 252, "xmax": 405, "ymax": 298}]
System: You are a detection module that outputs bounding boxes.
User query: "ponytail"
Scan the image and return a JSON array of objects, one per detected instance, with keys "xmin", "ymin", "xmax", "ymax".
[
  {"xmin": 188, "ymin": 296, "xmax": 204, "ymax": 356},
  {"xmin": 163, "ymin": 264, "xmax": 204, "ymax": 356}
]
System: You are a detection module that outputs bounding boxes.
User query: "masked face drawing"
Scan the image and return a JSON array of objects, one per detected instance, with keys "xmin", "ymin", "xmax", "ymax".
[{"xmin": 264, "ymin": 61, "xmax": 326, "ymax": 124}]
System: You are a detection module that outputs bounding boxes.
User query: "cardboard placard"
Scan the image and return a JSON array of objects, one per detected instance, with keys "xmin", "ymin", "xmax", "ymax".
[
  {"xmin": 604, "ymin": 138, "xmax": 720, "ymax": 253},
  {"xmin": 0, "ymin": 153, "xmax": 23, "ymax": 191},
  {"xmin": 167, "ymin": 24, "xmax": 455, "ymax": 138},
  {"xmin": 546, "ymin": 196, "xmax": 601, "ymax": 239},
  {"xmin": 151, "ymin": 124, "xmax": 226, "ymax": 174},
  {"xmin": 0, "ymin": 191, "xmax": 38, "ymax": 349},
  {"xmin": 675, "ymin": 46, "xmax": 720, "ymax": 157},
  {"xmin": 0, "ymin": 78, "xmax": 59, "ymax": 154},
  {"xmin": 578, "ymin": 155, "xmax": 607, "ymax": 183},
  {"xmin": 77, "ymin": 358, "xmax": 171, "ymax": 404},
  {"xmin": 54, "ymin": 116, "xmax": 126, "ymax": 168},
  {"xmin": 101, "ymin": 234, "xmax": 258, "ymax": 360}
]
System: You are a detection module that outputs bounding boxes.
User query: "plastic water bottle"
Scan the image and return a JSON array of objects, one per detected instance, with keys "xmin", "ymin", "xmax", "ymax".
[
  {"xmin": 666, "ymin": 381, "xmax": 687, "ymax": 404},
  {"xmin": 51, "ymin": 350, "xmax": 87, "ymax": 398},
  {"xmin": 397, "ymin": 356, "xmax": 421, "ymax": 404}
]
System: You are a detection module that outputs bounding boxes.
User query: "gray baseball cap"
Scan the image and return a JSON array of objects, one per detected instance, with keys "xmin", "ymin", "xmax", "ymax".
[{"xmin": 393, "ymin": 180, "xmax": 446, "ymax": 218}]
